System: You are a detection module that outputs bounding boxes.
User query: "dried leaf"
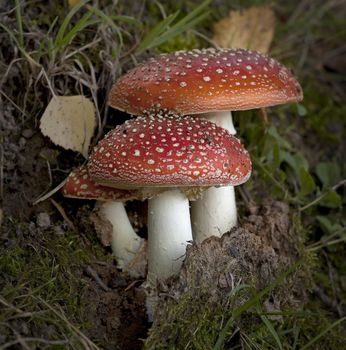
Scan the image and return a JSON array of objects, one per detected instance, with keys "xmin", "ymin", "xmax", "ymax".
[
  {"xmin": 68, "ymin": 0, "xmax": 81, "ymax": 7},
  {"xmin": 213, "ymin": 5, "xmax": 275, "ymax": 53},
  {"xmin": 40, "ymin": 95, "xmax": 96, "ymax": 158}
]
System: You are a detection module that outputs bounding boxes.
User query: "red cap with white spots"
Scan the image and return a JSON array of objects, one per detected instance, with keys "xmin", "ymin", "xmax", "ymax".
[
  {"xmin": 87, "ymin": 114, "xmax": 251, "ymax": 188},
  {"xmin": 108, "ymin": 48, "xmax": 302, "ymax": 116},
  {"xmin": 62, "ymin": 165, "xmax": 138, "ymax": 201}
]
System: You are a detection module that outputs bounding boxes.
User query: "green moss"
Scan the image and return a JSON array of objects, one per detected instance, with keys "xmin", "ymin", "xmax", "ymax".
[
  {"xmin": 145, "ymin": 289, "xmax": 229, "ymax": 349},
  {"xmin": 0, "ymin": 221, "xmax": 107, "ymax": 348},
  {"xmin": 155, "ymin": 31, "xmax": 201, "ymax": 53}
]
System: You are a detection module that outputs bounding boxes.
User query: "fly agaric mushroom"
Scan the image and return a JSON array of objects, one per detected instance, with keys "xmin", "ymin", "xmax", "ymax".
[
  {"xmin": 108, "ymin": 48, "xmax": 302, "ymax": 242},
  {"xmin": 87, "ymin": 114, "xmax": 251, "ymax": 282},
  {"xmin": 62, "ymin": 165, "xmax": 145, "ymax": 275}
]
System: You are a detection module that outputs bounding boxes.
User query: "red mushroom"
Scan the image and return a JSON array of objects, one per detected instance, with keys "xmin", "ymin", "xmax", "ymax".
[
  {"xmin": 108, "ymin": 48, "xmax": 302, "ymax": 241},
  {"xmin": 63, "ymin": 165, "xmax": 145, "ymax": 274},
  {"xmin": 87, "ymin": 114, "xmax": 251, "ymax": 282},
  {"xmin": 108, "ymin": 48, "xmax": 302, "ymax": 117}
]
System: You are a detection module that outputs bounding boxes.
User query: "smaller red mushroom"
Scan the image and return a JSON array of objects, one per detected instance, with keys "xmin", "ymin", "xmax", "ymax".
[{"xmin": 63, "ymin": 165, "xmax": 145, "ymax": 275}]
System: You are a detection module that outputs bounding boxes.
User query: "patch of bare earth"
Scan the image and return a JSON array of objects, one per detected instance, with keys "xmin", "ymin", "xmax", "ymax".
[{"xmin": 82, "ymin": 263, "xmax": 147, "ymax": 350}]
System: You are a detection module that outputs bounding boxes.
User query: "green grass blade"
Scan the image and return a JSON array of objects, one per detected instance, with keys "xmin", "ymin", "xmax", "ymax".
[
  {"xmin": 136, "ymin": 0, "xmax": 211, "ymax": 54},
  {"xmin": 54, "ymin": 0, "xmax": 90, "ymax": 48},
  {"xmin": 213, "ymin": 261, "xmax": 301, "ymax": 350},
  {"xmin": 171, "ymin": 0, "xmax": 210, "ymax": 27},
  {"xmin": 300, "ymin": 316, "xmax": 346, "ymax": 350},
  {"xmin": 109, "ymin": 15, "xmax": 142, "ymax": 26},
  {"xmin": 58, "ymin": 12, "xmax": 93, "ymax": 48},
  {"xmin": 234, "ymin": 261, "xmax": 301, "ymax": 317},
  {"xmin": 147, "ymin": 12, "xmax": 209, "ymax": 50},
  {"xmin": 15, "ymin": 0, "xmax": 24, "ymax": 48},
  {"xmin": 87, "ymin": 6, "xmax": 141, "ymax": 27},
  {"xmin": 257, "ymin": 307, "xmax": 283, "ymax": 350},
  {"xmin": 137, "ymin": 11, "xmax": 179, "ymax": 53},
  {"xmin": 37, "ymin": 16, "xmax": 59, "ymax": 62}
]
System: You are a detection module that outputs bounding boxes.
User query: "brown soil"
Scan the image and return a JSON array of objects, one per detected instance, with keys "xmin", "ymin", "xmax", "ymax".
[{"xmin": 82, "ymin": 263, "xmax": 147, "ymax": 350}]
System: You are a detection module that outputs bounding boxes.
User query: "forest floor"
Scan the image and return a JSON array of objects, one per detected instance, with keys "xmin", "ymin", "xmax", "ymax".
[{"xmin": 0, "ymin": 1, "xmax": 345, "ymax": 349}]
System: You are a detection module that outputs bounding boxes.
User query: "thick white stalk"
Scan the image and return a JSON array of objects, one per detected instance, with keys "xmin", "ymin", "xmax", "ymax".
[
  {"xmin": 191, "ymin": 111, "xmax": 237, "ymax": 242},
  {"xmin": 147, "ymin": 190, "xmax": 192, "ymax": 282},
  {"xmin": 201, "ymin": 111, "xmax": 237, "ymax": 135},
  {"xmin": 191, "ymin": 186, "xmax": 237, "ymax": 243},
  {"xmin": 98, "ymin": 201, "xmax": 143, "ymax": 270}
]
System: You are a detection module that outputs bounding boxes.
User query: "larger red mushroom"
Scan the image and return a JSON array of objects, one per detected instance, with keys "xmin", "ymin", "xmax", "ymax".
[
  {"xmin": 87, "ymin": 114, "xmax": 251, "ymax": 282},
  {"xmin": 108, "ymin": 48, "xmax": 302, "ymax": 242}
]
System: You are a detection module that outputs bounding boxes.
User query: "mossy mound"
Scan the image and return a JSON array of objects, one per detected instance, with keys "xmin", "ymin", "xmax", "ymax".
[{"xmin": 146, "ymin": 200, "xmax": 309, "ymax": 349}]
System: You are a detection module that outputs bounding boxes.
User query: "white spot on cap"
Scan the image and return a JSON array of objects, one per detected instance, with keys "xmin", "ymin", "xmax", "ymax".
[
  {"xmin": 180, "ymin": 82, "xmax": 187, "ymax": 87},
  {"xmin": 203, "ymin": 76, "xmax": 211, "ymax": 82},
  {"xmin": 147, "ymin": 159, "xmax": 155, "ymax": 165},
  {"xmin": 156, "ymin": 147, "xmax": 164, "ymax": 153},
  {"xmin": 216, "ymin": 68, "xmax": 223, "ymax": 74},
  {"xmin": 134, "ymin": 150, "xmax": 140, "ymax": 156}
]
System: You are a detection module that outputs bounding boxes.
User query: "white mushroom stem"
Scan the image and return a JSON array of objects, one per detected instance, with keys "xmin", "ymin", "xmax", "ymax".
[
  {"xmin": 191, "ymin": 111, "xmax": 237, "ymax": 243},
  {"xmin": 98, "ymin": 201, "xmax": 144, "ymax": 270},
  {"xmin": 147, "ymin": 189, "xmax": 192, "ymax": 282},
  {"xmin": 202, "ymin": 111, "xmax": 237, "ymax": 135}
]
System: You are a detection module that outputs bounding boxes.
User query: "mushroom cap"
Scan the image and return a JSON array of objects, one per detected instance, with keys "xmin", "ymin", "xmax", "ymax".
[
  {"xmin": 62, "ymin": 165, "xmax": 139, "ymax": 201},
  {"xmin": 108, "ymin": 48, "xmax": 303, "ymax": 116},
  {"xmin": 87, "ymin": 114, "xmax": 251, "ymax": 188}
]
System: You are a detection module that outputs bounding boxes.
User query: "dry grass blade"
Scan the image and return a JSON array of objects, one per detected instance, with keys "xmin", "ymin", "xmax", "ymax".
[{"xmin": 35, "ymin": 296, "xmax": 102, "ymax": 350}]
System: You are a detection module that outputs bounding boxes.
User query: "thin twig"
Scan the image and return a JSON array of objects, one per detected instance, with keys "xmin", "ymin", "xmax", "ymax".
[
  {"xmin": 85, "ymin": 266, "xmax": 110, "ymax": 292},
  {"xmin": 0, "ymin": 144, "xmax": 3, "ymax": 200},
  {"xmin": 50, "ymin": 198, "xmax": 76, "ymax": 231},
  {"xmin": 313, "ymin": 285, "xmax": 344, "ymax": 317},
  {"xmin": 32, "ymin": 178, "xmax": 66, "ymax": 205},
  {"xmin": 300, "ymin": 178, "xmax": 346, "ymax": 211},
  {"xmin": 1, "ymin": 337, "xmax": 68, "ymax": 349},
  {"xmin": 0, "ymin": 89, "xmax": 30, "ymax": 119}
]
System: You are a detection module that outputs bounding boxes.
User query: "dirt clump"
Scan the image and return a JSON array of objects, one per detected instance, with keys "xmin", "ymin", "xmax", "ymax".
[{"xmin": 146, "ymin": 200, "xmax": 308, "ymax": 349}]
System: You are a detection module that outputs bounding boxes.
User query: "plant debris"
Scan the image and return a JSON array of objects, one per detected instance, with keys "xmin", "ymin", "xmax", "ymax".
[
  {"xmin": 213, "ymin": 5, "xmax": 275, "ymax": 53},
  {"xmin": 40, "ymin": 95, "xmax": 96, "ymax": 158}
]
